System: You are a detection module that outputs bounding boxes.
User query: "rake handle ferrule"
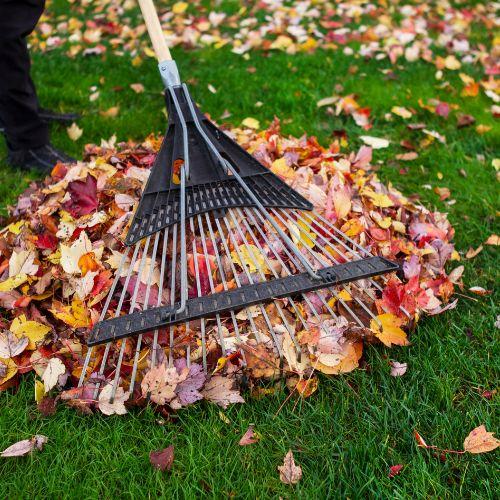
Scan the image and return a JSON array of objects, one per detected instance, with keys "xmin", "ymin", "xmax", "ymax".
[{"xmin": 137, "ymin": 0, "xmax": 172, "ymax": 62}]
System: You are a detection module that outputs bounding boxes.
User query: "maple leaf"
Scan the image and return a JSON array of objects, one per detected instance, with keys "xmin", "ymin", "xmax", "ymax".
[
  {"xmin": 201, "ymin": 376, "xmax": 244, "ymax": 409},
  {"xmin": 60, "ymin": 231, "xmax": 93, "ymax": 274},
  {"xmin": 370, "ymin": 314, "xmax": 410, "ymax": 347},
  {"xmin": 63, "ymin": 174, "xmax": 98, "ymax": 217},
  {"xmin": 278, "ymin": 450, "xmax": 302, "ymax": 485},
  {"xmin": 98, "ymin": 384, "xmax": 129, "ymax": 415},
  {"xmin": 150, "ymin": 445, "xmax": 174, "ymax": 472},
  {"xmin": 9, "ymin": 315, "xmax": 51, "ymax": 350},
  {"xmin": 1, "ymin": 435, "xmax": 48, "ymax": 457},
  {"xmin": 463, "ymin": 425, "xmax": 500, "ymax": 454},
  {"xmin": 141, "ymin": 364, "xmax": 183, "ymax": 405}
]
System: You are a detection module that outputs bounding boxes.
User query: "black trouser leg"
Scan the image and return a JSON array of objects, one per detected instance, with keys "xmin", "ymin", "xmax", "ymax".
[{"xmin": 0, "ymin": 0, "xmax": 49, "ymax": 149}]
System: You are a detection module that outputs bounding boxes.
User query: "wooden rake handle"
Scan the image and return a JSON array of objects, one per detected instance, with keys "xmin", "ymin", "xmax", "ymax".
[{"xmin": 137, "ymin": 0, "xmax": 172, "ymax": 61}]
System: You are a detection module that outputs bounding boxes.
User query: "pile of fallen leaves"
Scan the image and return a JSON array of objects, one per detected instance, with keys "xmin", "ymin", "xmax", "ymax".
[
  {"xmin": 32, "ymin": 0, "xmax": 497, "ymax": 74},
  {"xmin": 0, "ymin": 119, "xmax": 462, "ymax": 416}
]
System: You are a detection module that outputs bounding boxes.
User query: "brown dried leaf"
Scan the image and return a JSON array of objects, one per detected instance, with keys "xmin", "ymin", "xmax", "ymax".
[
  {"xmin": 278, "ymin": 450, "xmax": 302, "ymax": 485},
  {"xmin": 201, "ymin": 376, "xmax": 244, "ymax": 409},
  {"xmin": 1, "ymin": 435, "xmax": 48, "ymax": 457}
]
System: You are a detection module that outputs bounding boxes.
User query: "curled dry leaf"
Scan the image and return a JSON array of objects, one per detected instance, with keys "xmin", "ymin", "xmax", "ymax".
[
  {"xmin": 42, "ymin": 357, "xmax": 66, "ymax": 392},
  {"xmin": 1, "ymin": 435, "xmax": 48, "ymax": 457},
  {"xmin": 278, "ymin": 450, "xmax": 303, "ymax": 485},
  {"xmin": 463, "ymin": 425, "xmax": 500, "ymax": 454},
  {"xmin": 390, "ymin": 361, "xmax": 408, "ymax": 377}
]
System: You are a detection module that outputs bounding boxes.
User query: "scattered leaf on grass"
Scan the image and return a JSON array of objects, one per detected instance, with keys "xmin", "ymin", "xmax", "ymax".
[
  {"xmin": 360, "ymin": 136, "xmax": 390, "ymax": 149},
  {"xmin": 239, "ymin": 425, "xmax": 259, "ymax": 446},
  {"xmin": 1, "ymin": 435, "xmax": 48, "ymax": 457},
  {"xmin": 389, "ymin": 464, "xmax": 403, "ymax": 478},
  {"xmin": 150, "ymin": 445, "xmax": 174, "ymax": 472},
  {"xmin": 390, "ymin": 361, "xmax": 407, "ymax": 377},
  {"xmin": 278, "ymin": 450, "xmax": 302, "ymax": 485},
  {"xmin": 468, "ymin": 286, "xmax": 491, "ymax": 296},
  {"xmin": 67, "ymin": 123, "xmax": 83, "ymax": 141},
  {"xmin": 463, "ymin": 425, "xmax": 500, "ymax": 454}
]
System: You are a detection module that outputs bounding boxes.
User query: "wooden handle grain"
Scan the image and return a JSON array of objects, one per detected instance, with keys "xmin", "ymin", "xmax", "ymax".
[{"xmin": 137, "ymin": 0, "xmax": 172, "ymax": 61}]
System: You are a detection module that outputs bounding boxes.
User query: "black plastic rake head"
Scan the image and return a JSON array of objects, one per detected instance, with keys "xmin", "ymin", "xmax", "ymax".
[{"xmin": 124, "ymin": 84, "xmax": 313, "ymax": 246}]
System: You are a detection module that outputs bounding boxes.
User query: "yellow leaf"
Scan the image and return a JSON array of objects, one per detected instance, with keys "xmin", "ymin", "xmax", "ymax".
[
  {"xmin": 0, "ymin": 273, "xmax": 28, "ymax": 292},
  {"xmin": 35, "ymin": 379, "xmax": 45, "ymax": 402},
  {"xmin": 391, "ymin": 106, "xmax": 412, "ymax": 119},
  {"xmin": 50, "ymin": 299, "xmax": 91, "ymax": 328},
  {"xmin": 370, "ymin": 313, "xmax": 409, "ymax": 347},
  {"xmin": 4, "ymin": 220, "xmax": 25, "ymax": 235},
  {"xmin": 463, "ymin": 425, "xmax": 500, "ymax": 454},
  {"xmin": 231, "ymin": 244, "xmax": 267, "ymax": 274},
  {"xmin": 0, "ymin": 357, "xmax": 18, "ymax": 385},
  {"xmin": 337, "ymin": 289, "xmax": 352, "ymax": 301},
  {"xmin": 10, "ymin": 315, "xmax": 51, "ymax": 350},
  {"xmin": 172, "ymin": 1, "xmax": 188, "ymax": 14},
  {"xmin": 289, "ymin": 219, "xmax": 316, "ymax": 249},
  {"xmin": 271, "ymin": 157, "xmax": 295, "ymax": 181},
  {"xmin": 362, "ymin": 188, "xmax": 394, "ymax": 208},
  {"xmin": 241, "ymin": 117, "xmax": 260, "ymax": 129}
]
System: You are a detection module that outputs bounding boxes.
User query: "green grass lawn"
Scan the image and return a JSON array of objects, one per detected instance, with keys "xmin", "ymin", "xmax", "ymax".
[{"xmin": 1, "ymin": 10, "xmax": 499, "ymax": 499}]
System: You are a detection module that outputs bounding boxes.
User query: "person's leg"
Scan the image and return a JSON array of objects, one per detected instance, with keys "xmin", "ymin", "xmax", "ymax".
[
  {"xmin": 0, "ymin": 37, "xmax": 49, "ymax": 149},
  {"xmin": 0, "ymin": 0, "xmax": 48, "ymax": 149}
]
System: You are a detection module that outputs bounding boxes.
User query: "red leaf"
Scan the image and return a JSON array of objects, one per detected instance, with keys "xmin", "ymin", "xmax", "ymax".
[
  {"xmin": 149, "ymin": 445, "xmax": 174, "ymax": 472},
  {"xmin": 389, "ymin": 464, "xmax": 403, "ymax": 478},
  {"xmin": 36, "ymin": 232, "xmax": 58, "ymax": 251},
  {"xmin": 63, "ymin": 174, "xmax": 98, "ymax": 217}
]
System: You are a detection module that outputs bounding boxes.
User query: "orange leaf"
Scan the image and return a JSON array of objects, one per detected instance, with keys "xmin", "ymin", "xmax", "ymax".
[
  {"xmin": 78, "ymin": 252, "xmax": 99, "ymax": 276},
  {"xmin": 370, "ymin": 313, "xmax": 409, "ymax": 347}
]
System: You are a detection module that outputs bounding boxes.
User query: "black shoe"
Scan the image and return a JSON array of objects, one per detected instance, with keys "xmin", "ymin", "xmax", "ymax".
[
  {"xmin": 7, "ymin": 143, "xmax": 76, "ymax": 173},
  {"xmin": 0, "ymin": 108, "xmax": 80, "ymax": 133}
]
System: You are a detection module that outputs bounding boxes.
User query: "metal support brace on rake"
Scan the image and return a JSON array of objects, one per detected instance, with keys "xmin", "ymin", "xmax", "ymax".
[{"xmin": 78, "ymin": 0, "xmax": 404, "ymax": 401}]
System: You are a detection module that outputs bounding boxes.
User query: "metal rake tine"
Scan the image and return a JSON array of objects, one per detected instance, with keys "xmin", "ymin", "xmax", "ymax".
[
  {"xmin": 189, "ymin": 217, "xmax": 208, "ymax": 372},
  {"xmin": 151, "ymin": 226, "xmax": 169, "ymax": 368},
  {"xmin": 228, "ymin": 209, "xmax": 303, "ymax": 353},
  {"xmin": 220, "ymin": 215, "xmax": 283, "ymax": 358},
  {"xmin": 78, "ymin": 247, "xmax": 132, "ymax": 388},
  {"xmin": 129, "ymin": 230, "xmax": 161, "ymax": 394},
  {"xmin": 273, "ymin": 208, "xmax": 380, "ymax": 328},
  {"xmin": 304, "ymin": 210, "xmax": 411, "ymax": 319},
  {"xmin": 110, "ymin": 235, "xmax": 152, "ymax": 402},
  {"xmin": 168, "ymin": 223, "xmax": 179, "ymax": 367},
  {"xmin": 204, "ymin": 212, "xmax": 247, "ymax": 367},
  {"xmin": 197, "ymin": 214, "xmax": 227, "ymax": 355},
  {"xmin": 212, "ymin": 217, "xmax": 263, "ymax": 345},
  {"xmin": 92, "ymin": 242, "xmax": 142, "ymax": 400}
]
